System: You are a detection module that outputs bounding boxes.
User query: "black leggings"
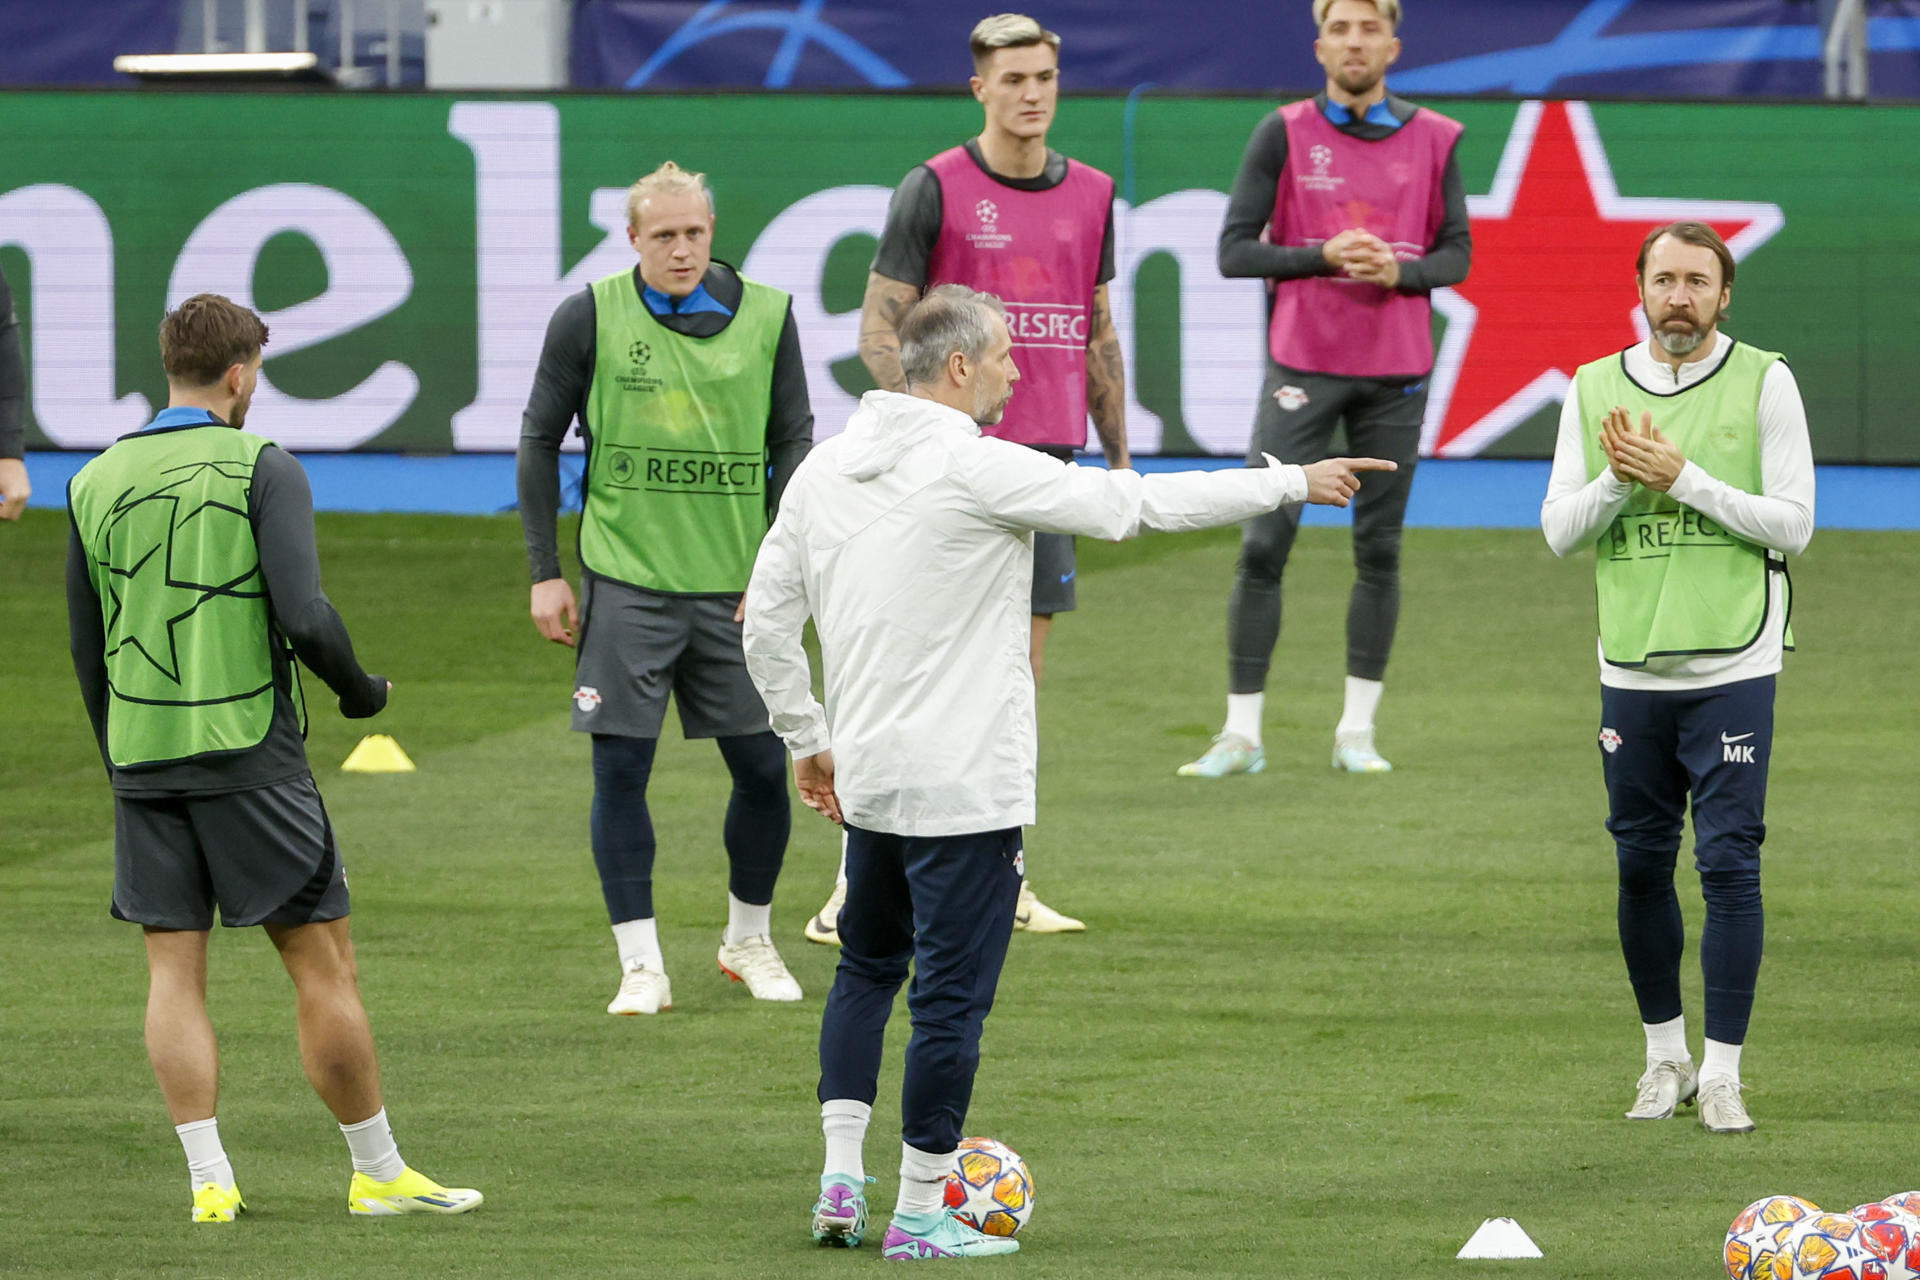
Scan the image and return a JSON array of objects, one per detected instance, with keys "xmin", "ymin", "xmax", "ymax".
[
  {"xmin": 588, "ymin": 731, "xmax": 791, "ymax": 922},
  {"xmin": 1228, "ymin": 361, "xmax": 1425, "ymax": 693}
]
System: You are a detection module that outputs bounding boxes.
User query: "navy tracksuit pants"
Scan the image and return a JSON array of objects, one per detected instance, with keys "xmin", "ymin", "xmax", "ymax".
[
  {"xmin": 817, "ymin": 825, "xmax": 1024, "ymax": 1154},
  {"xmin": 1599, "ymin": 674, "xmax": 1774, "ymax": 1045}
]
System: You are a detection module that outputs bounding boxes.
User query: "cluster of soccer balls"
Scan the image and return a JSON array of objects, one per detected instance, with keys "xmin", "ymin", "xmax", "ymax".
[
  {"xmin": 1725, "ymin": 1192, "xmax": 1920, "ymax": 1280},
  {"xmin": 944, "ymin": 1137, "xmax": 1035, "ymax": 1237}
]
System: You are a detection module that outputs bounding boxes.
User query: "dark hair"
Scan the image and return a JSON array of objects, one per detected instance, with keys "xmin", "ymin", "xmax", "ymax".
[
  {"xmin": 1637, "ymin": 222, "xmax": 1735, "ymax": 291},
  {"xmin": 159, "ymin": 294, "xmax": 269, "ymax": 386}
]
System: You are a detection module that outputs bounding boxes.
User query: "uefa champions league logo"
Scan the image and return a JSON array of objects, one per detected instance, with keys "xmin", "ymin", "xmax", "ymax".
[
  {"xmin": 1310, "ymin": 144, "xmax": 1334, "ymax": 173},
  {"xmin": 627, "ymin": 340, "xmax": 651, "ymax": 370},
  {"xmin": 975, "ymin": 198, "xmax": 999, "ymax": 229}
]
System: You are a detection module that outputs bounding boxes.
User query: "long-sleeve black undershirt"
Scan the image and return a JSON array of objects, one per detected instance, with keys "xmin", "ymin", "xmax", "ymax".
[
  {"xmin": 0, "ymin": 265, "xmax": 25, "ymax": 460},
  {"xmin": 1219, "ymin": 92, "xmax": 1472, "ymax": 292},
  {"xmin": 68, "ymin": 440, "xmax": 386, "ymax": 796},
  {"xmin": 516, "ymin": 260, "xmax": 814, "ymax": 586}
]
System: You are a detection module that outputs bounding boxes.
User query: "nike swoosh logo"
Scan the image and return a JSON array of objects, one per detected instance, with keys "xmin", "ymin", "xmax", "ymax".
[
  {"xmin": 1059, "ymin": 571, "xmax": 1075, "ymax": 584},
  {"xmin": 1721, "ymin": 732, "xmax": 1755, "ymax": 743}
]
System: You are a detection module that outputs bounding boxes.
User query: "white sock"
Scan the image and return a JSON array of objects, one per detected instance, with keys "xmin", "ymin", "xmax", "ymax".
[
  {"xmin": 1701, "ymin": 1038, "xmax": 1743, "ymax": 1084},
  {"xmin": 175, "ymin": 1116, "xmax": 235, "ymax": 1190},
  {"xmin": 612, "ymin": 917, "xmax": 664, "ymax": 973},
  {"xmin": 1335, "ymin": 677, "xmax": 1384, "ymax": 741},
  {"xmin": 1644, "ymin": 1015, "xmax": 1688, "ymax": 1064},
  {"xmin": 896, "ymin": 1143, "xmax": 954, "ymax": 1217},
  {"xmin": 821, "ymin": 1099, "xmax": 871, "ymax": 1180},
  {"xmin": 725, "ymin": 893, "xmax": 772, "ymax": 946},
  {"xmin": 339, "ymin": 1108, "xmax": 406, "ymax": 1182},
  {"xmin": 1224, "ymin": 692, "xmax": 1264, "ymax": 746}
]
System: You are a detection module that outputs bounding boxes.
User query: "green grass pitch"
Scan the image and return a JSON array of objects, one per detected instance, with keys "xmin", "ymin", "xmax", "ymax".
[{"xmin": 3, "ymin": 509, "xmax": 1916, "ymax": 1279}]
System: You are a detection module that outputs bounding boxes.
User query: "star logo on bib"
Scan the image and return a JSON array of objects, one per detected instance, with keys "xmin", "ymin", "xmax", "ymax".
[
  {"xmin": 1423, "ymin": 100, "xmax": 1784, "ymax": 456},
  {"xmin": 974, "ymin": 198, "xmax": 999, "ymax": 229}
]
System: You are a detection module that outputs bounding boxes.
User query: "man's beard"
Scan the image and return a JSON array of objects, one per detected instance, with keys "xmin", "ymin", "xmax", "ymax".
[
  {"xmin": 974, "ymin": 389, "xmax": 1012, "ymax": 427},
  {"xmin": 1648, "ymin": 309, "xmax": 1709, "ymax": 356},
  {"xmin": 1334, "ymin": 66, "xmax": 1384, "ymax": 97},
  {"xmin": 229, "ymin": 393, "xmax": 252, "ymax": 429}
]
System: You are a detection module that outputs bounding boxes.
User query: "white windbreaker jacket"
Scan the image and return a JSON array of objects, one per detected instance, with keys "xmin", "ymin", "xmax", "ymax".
[{"xmin": 743, "ymin": 390, "xmax": 1307, "ymax": 837}]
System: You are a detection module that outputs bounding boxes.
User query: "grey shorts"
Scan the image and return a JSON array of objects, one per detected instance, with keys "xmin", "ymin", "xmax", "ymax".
[
  {"xmin": 1031, "ymin": 532, "xmax": 1077, "ymax": 615},
  {"xmin": 111, "ymin": 775, "xmax": 349, "ymax": 930},
  {"xmin": 571, "ymin": 575, "xmax": 772, "ymax": 739}
]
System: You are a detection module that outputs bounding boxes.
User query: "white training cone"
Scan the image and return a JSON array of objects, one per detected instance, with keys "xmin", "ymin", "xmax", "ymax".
[{"xmin": 1457, "ymin": 1217, "xmax": 1543, "ymax": 1259}]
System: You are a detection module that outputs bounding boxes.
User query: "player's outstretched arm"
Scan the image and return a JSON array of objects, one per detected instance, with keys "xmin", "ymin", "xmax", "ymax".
[
  {"xmin": 1300, "ymin": 456, "xmax": 1398, "ymax": 507},
  {"xmin": 858, "ymin": 272, "xmax": 920, "ymax": 393},
  {"xmin": 1085, "ymin": 284, "xmax": 1130, "ymax": 470}
]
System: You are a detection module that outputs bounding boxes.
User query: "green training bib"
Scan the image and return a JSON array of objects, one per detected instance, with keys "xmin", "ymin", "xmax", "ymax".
[
  {"xmin": 1574, "ymin": 342, "xmax": 1788, "ymax": 667},
  {"xmin": 580, "ymin": 270, "xmax": 788, "ymax": 593},
  {"xmin": 69, "ymin": 424, "xmax": 302, "ymax": 766}
]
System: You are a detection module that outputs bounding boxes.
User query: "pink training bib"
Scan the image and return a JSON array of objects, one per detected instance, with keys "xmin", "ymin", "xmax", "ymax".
[
  {"xmin": 925, "ymin": 146, "xmax": 1114, "ymax": 448},
  {"xmin": 1268, "ymin": 99, "xmax": 1462, "ymax": 378}
]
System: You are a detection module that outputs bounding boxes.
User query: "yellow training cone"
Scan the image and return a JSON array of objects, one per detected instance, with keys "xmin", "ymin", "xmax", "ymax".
[{"xmin": 341, "ymin": 734, "xmax": 416, "ymax": 773}]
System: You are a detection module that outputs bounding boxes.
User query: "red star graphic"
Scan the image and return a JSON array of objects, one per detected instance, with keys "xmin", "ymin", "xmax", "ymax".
[{"xmin": 1424, "ymin": 101, "xmax": 1782, "ymax": 456}]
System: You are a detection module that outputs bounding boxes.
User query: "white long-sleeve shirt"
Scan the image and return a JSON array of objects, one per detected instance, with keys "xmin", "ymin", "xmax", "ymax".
[
  {"xmin": 744, "ymin": 390, "xmax": 1307, "ymax": 837},
  {"xmin": 1540, "ymin": 332, "xmax": 1815, "ymax": 691}
]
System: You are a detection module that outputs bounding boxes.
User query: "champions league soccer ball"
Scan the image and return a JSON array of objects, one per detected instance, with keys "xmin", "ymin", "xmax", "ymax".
[
  {"xmin": 1766, "ymin": 1213, "xmax": 1887, "ymax": 1280},
  {"xmin": 942, "ymin": 1137, "xmax": 1034, "ymax": 1237},
  {"xmin": 1727, "ymin": 1196, "xmax": 1822, "ymax": 1280},
  {"xmin": 1847, "ymin": 1203, "xmax": 1920, "ymax": 1278},
  {"xmin": 1883, "ymin": 1195, "xmax": 1920, "ymax": 1220}
]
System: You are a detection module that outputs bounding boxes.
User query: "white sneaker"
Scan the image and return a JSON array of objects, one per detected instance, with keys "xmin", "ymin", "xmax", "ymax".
[
  {"xmin": 607, "ymin": 961, "xmax": 672, "ymax": 1015},
  {"xmin": 1624, "ymin": 1057, "xmax": 1698, "ymax": 1119},
  {"xmin": 1015, "ymin": 880, "xmax": 1085, "ymax": 933},
  {"xmin": 804, "ymin": 879, "xmax": 846, "ymax": 947},
  {"xmin": 717, "ymin": 934, "xmax": 804, "ymax": 1001},
  {"xmin": 1699, "ymin": 1076, "xmax": 1755, "ymax": 1133}
]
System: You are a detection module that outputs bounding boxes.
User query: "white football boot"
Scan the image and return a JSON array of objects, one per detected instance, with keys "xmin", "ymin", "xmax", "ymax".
[
  {"xmin": 717, "ymin": 934, "xmax": 804, "ymax": 1001},
  {"xmin": 607, "ymin": 960, "xmax": 672, "ymax": 1015},
  {"xmin": 1014, "ymin": 880, "xmax": 1085, "ymax": 933},
  {"xmin": 804, "ymin": 879, "xmax": 846, "ymax": 947},
  {"xmin": 1625, "ymin": 1057, "xmax": 1698, "ymax": 1120},
  {"xmin": 1699, "ymin": 1077, "xmax": 1756, "ymax": 1133},
  {"xmin": 1331, "ymin": 730, "xmax": 1393, "ymax": 773}
]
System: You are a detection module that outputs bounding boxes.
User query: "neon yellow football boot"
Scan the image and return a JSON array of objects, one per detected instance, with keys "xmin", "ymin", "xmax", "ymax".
[
  {"xmin": 191, "ymin": 1181, "xmax": 246, "ymax": 1223},
  {"xmin": 348, "ymin": 1166, "xmax": 484, "ymax": 1216}
]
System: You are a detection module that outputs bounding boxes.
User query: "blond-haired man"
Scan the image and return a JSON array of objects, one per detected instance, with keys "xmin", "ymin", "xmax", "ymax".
[
  {"xmin": 802, "ymin": 12, "xmax": 1120, "ymax": 947},
  {"xmin": 517, "ymin": 161, "xmax": 814, "ymax": 1015},
  {"xmin": 1181, "ymin": 0, "xmax": 1471, "ymax": 779}
]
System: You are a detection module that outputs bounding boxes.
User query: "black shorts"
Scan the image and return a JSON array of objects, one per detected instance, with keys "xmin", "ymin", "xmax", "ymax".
[
  {"xmin": 111, "ymin": 775, "xmax": 349, "ymax": 930},
  {"xmin": 570, "ymin": 576, "xmax": 772, "ymax": 739},
  {"xmin": 1030, "ymin": 532, "xmax": 1077, "ymax": 615},
  {"xmin": 1027, "ymin": 444, "xmax": 1078, "ymax": 616}
]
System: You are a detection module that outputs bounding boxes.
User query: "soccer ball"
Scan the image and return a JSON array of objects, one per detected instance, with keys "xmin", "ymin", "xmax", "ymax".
[
  {"xmin": 1848, "ymin": 1204, "xmax": 1920, "ymax": 1277},
  {"xmin": 1884, "ymin": 1195, "xmax": 1920, "ymax": 1220},
  {"xmin": 942, "ymin": 1137, "xmax": 1034, "ymax": 1237},
  {"xmin": 1766, "ymin": 1213, "xmax": 1885, "ymax": 1279},
  {"xmin": 1729, "ymin": 1197, "xmax": 1825, "ymax": 1278}
]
